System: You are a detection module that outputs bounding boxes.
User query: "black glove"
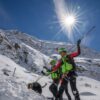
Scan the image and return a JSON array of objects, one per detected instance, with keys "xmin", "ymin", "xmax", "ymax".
[
  {"xmin": 43, "ymin": 66, "xmax": 47, "ymax": 69},
  {"xmin": 41, "ymin": 70, "xmax": 50, "ymax": 76},
  {"xmin": 41, "ymin": 71, "xmax": 45, "ymax": 75},
  {"xmin": 77, "ymin": 39, "xmax": 81, "ymax": 46}
]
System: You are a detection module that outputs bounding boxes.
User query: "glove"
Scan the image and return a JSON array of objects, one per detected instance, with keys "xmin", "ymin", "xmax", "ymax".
[
  {"xmin": 41, "ymin": 71, "xmax": 45, "ymax": 75},
  {"xmin": 45, "ymin": 72, "xmax": 50, "ymax": 76},
  {"xmin": 43, "ymin": 66, "xmax": 49, "ymax": 70},
  {"xmin": 43, "ymin": 66, "xmax": 47, "ymax": 69},
  {"xmin": 77, "ymin": 39, "xmax": 81, "ymax": 46},
  {"xmin": 41, "ymin": 70, "xmax": 50, "ymax": 76}
]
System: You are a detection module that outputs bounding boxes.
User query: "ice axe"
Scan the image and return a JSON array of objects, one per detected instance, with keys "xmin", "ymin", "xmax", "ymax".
[
  {"xmin": 80, "ymin": 26, "xmax": 95, "ymax": 41},
  {"xmin": 68, "ymin": 26, "xmax": 96, "ymax": 52}
]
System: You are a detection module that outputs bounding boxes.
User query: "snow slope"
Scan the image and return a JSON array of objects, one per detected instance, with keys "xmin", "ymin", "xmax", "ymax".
[
  {"xmin": 75, "ymin": 57, "xmax": 100, "ymax": 81},
  {"xmin": 0, "ymin": 29, "xmax": 100, "ymax": 100},
  {"xmin": 0, "ymin": 54, "xmax": 47, "ymax": 100},
  {"xmin": 0, "ymin": 54, "xmax": 100, "ymax": 100}
]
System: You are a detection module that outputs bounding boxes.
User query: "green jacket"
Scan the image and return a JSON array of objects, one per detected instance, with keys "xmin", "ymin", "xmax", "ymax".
[{"xmin": 46, "ymin": 66, "xmax": 60, "ymax": 80}]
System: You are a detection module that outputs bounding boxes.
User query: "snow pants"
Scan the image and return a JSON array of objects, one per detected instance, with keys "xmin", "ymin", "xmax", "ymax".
[
  {"xmin": 49, "ymin": 79, "xmax": 59, "ymax": 98},
  {"xmin": 58, "ymin": 76, "xmax": 80, "ymax": 100}
]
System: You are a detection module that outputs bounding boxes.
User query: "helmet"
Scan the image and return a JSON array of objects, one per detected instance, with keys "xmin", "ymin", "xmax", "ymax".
[
  {"xmin": 50, "ymin": 60, "xmax": 56, "ymax": 66},
  {"xmin": 58, "ymin": 48, "xmax": 67, "ymax": 53}
]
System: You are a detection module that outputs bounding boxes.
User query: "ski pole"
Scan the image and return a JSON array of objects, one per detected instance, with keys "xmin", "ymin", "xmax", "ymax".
[{"xmin": 35, "ymin": 71, "xmax": 53, "ymax": 82}]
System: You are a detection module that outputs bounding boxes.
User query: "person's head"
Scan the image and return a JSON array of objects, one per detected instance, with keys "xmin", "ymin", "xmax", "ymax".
[
  {"xmin": 58, "ymin": 48, "xmax": 67, "ymax": 57},
  {"xmin": 50, "ymin": 60, "xmax": 56, "ymax": 66},
  {"xmin": 27, "ymin": 83, "xmax": 32, "ymax": 89}
]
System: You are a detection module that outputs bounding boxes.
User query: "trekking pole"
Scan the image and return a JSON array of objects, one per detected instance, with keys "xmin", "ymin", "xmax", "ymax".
[
  {"xmin": 35, "ymin": 70, "xmax": 56, "ymax": 82},
  {"xmin": 68, "ymin": 26, "xmax": 96, "ymax": 52},
  {"xmin": 35, "ymin": 75, "xmax": 44, "ymax": 82},
  {"xmin": 35, "ymin": 71, "xmax": 52, "ymax": 82},
  {"xmin": 41, "ymin": 83, "xmax": 47, "ymax": 88}
]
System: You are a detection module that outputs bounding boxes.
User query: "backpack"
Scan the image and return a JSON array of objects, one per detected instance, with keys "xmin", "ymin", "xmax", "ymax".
[
  {"xmin": 61, "ymin": 55, "xmax": 73, "ymax": 74},
  {"xmin": 32, "ymin": 82, "xmax": 42, "ymax": 94}
]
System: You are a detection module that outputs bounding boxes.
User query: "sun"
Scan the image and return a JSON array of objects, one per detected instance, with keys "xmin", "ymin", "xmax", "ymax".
[
  {"xmin": 65, "ymin": 15, "xmax": 76, "ymax": 26},
  {"xmin": 60, "ymin": 14, "xmax": 77, "ymax": 34},
  {"xmin": 53, "ymin": 0, "xmax": 84, "ymax": 42}
]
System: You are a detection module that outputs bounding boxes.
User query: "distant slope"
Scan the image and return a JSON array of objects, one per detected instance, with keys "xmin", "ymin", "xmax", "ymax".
[
  {"xmin": 1, "ymin": 29, "xmax": 100, "ymax": 58},
  {"xmin": 0, "ymin": 29, "xmax": 50, "ymax": 73}
]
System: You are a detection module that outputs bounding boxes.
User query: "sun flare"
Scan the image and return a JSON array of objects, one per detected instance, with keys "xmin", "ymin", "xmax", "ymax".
[
  {"xmin": 53, "ymin": 0, "xmax": 83, "ymax": 41},
  {"xmin": 65, "ymin": 15, "xmax": 76, "ymax": 26}
]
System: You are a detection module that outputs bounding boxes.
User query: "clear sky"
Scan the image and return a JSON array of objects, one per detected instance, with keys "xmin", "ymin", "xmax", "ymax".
[{"xmin": 0, "ymin": 0, "xmax": 100, "ymax": 52}]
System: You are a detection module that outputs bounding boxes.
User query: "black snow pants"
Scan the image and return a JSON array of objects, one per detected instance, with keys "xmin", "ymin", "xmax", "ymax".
[
  {"xmin": 58, "ymin": 76, "xmax": 80, "ymax": 100},
  {"xmin": 49, "ymin": 79, "xmax": 59, "ymax": 99},
  {"xmin": 58, "ymin": 78, "xmax": 71, "ymax": 100}
]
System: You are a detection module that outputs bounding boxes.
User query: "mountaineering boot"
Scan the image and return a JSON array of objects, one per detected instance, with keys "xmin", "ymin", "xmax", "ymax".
[{"xmin": 75, "ymin": 94, "xmax": 80, "ymax": 100}]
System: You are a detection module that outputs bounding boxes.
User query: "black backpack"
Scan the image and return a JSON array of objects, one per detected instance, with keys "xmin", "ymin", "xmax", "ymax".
[{"xmin": 32, "ymin": 82, "xmax": 42, "ymax": 94}]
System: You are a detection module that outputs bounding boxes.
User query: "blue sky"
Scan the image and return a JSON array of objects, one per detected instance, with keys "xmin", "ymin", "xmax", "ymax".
[{"xmin": 0, "ymin": 0, "xmax": 100, "ymax": 52}]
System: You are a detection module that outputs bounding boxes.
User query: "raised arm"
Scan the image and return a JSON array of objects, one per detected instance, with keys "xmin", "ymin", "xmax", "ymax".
[{"xmin": 70, "ymin": 39, "xmax": 81, "ymax": 58}]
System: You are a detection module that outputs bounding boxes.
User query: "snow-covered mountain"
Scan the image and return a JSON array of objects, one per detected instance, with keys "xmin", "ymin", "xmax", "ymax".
[
  {"xmin": 0, "ymin": 29, "xmax": 50, "ymax": 73},
  {"xmin": 0, "ymin": 29, "xmax": 100, "ymax": 80},
  {"xmin": 0, "ymin": 29, "xmax": 100, "ymax": 100}
]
